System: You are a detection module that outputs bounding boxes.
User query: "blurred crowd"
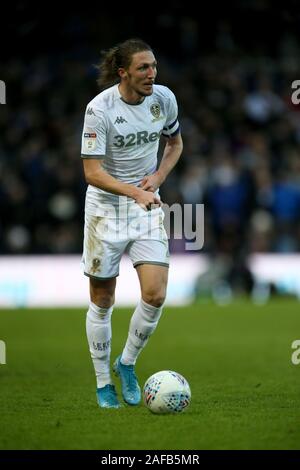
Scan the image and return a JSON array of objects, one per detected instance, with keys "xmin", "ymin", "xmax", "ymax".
[{"xmin": 1, "ymin": 6, "xmax": 300, "ymax": 261}]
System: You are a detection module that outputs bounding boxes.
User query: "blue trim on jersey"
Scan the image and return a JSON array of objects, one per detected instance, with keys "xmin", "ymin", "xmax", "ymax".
[
  {"xmin": 163, "ymin": 126, "xmax": 180, "ymax": 138},
  {"xmin": 163, "ymin": 117, "xmax": 178, "ymax": 131},
  {"xmin": 170, "ymin": 126, "xmax": 180, "ymax": 137}
]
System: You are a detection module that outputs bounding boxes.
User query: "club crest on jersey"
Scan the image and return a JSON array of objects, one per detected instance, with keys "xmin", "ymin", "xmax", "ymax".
[{"xmin": 150, "ymin": 103, "xmax": 163, "ymax": 122}]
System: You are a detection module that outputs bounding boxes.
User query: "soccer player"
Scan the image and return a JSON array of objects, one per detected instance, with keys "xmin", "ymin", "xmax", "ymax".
[{"xmin": 81, "ymin": 38, "xmax": 183, "ymax": 408}]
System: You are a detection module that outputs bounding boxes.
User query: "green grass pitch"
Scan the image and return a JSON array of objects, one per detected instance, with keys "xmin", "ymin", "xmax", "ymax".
[{"xmin": 0, "ymin": 299, "xmax": 300, "ymax": 450}]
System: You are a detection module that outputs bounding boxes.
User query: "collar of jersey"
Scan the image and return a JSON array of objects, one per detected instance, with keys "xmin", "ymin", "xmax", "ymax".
[{"xmin": 116, "ymin": 84, "xmax": 146, "ymax": 106}]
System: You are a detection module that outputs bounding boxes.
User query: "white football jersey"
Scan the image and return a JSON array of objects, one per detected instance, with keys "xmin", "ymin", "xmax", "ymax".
[{"xmin": 81, "ymin": 84, "xmax": 180, "ymax": 215}]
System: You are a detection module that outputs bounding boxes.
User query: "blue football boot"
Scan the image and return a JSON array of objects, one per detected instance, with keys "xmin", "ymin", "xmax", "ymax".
[
  {"xmin": 96, "ymin": 384, "xmax": 121, "ymax": 409},
  {"xmin": 113, "ymin": 355, "xmax": 141, "ymax": 405}
]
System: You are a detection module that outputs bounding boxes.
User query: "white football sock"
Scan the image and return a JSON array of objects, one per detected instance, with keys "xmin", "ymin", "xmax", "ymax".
[
  {"xmin": 121, "ymin": 299, "xmax": 163, "ymax": 365},
  {"xmin": 86, "ymin": 302, "xmax": 113, "ymax": 389}
]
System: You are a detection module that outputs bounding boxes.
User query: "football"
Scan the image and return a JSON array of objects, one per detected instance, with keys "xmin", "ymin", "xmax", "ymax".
[{"xmin": 143, "ymin": 370, "xmax": 191, "ymax": 414}]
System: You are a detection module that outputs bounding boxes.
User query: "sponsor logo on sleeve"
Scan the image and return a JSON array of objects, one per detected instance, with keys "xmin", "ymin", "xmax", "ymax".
[
  {"xmin": 86, "ymin": 107, "xmax": 95, "ymax": 115},
  {"xmin": 84, "ymin": 132, "xmax": 97, "ymax": 151}
]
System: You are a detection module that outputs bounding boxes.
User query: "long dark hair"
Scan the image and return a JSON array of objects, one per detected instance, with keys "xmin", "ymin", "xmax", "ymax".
[{"xmin": 96, "ymin": 38, "xmax": 153, "ymax": 89}]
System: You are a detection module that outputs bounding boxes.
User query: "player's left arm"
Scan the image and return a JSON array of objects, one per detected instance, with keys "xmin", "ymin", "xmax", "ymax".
[{"xmin": 140, "ymin": 132, "xmax": 183, "ymax": 192}]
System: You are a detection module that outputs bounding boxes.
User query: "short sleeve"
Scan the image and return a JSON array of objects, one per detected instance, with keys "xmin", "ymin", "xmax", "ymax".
[
  {"xmin": 162, "ymin": 89, "xmax": 180, "ymax": 138},
  {"xmin": 81, "ymin": 104, "xmax": 107, "ymax": 158}
]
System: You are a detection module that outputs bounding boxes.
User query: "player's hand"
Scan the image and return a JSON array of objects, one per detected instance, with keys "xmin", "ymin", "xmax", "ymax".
[
  {"xmin": 139, "ymin": 171, "xmax": 164, "ymax": 193},
  {"xmin": 134, "ymin": 189, "xmax": 162, "ymax": 212}
]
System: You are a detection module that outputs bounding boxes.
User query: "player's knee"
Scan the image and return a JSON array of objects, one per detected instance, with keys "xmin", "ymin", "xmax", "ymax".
[
  {"xmin": 143, "ymin": 289, "xmax": 166, "ymax": 308},
  {"xmin": 91, "ymin": 293, "xmax": 114, "ymax": 309},
  {"xmin": 90, "ymin": 278, "xmax": 116, "ymax": 308}
]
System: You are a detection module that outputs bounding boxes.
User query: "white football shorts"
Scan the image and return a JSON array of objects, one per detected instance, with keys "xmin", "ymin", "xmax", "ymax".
[{"xmin": 81, "ymin": 206, "xmax": 169, "ymax": 279}]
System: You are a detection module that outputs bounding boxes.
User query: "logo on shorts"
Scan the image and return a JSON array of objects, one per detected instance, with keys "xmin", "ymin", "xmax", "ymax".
[
  {"xmin": 91, "ymin": 258, "xmax": 101, "ymax": 274},
  {"xmin": 86, "ymin": 107, "xmax": 95, "ymax": 115}
]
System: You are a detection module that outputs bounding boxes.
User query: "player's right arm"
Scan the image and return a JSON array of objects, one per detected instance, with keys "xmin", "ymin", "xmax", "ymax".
[
  {"xmin": 82, "ymin": 158, "xmax": 161, "ymax": 210},
  {"xmin": 81, "ymin": 102, "xmax": 160, "ymax": 210}
]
